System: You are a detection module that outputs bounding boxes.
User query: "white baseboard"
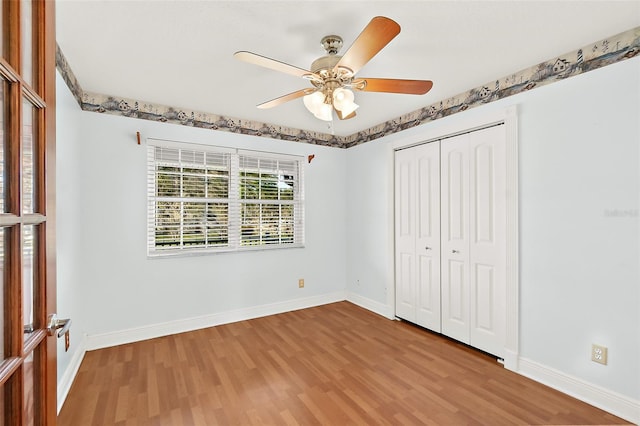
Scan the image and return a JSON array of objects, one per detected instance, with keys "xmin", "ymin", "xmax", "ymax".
[
  {"xmin": 518, "ymin": 357, "xmax": 640, "ymax": 424},
  {"xmin": 502, "ymin": 348, "xmax": 519, "ymax": 372},
  {"xmin": 346, "ymin": 291, "xmax": 395, "ymax": 319},
  {"xmin": 57, "ymin": 336, "xmax": 87, "ymax": 414},
  {"xmin": 85, "ymin": 291, "xmax": 346, "ymax": 351}
]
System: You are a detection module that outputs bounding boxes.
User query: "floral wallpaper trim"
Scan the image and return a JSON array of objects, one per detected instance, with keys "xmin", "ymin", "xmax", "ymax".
[{"xmin": 56, "ymin": 26, "xmax": 639, "ymax": 148}]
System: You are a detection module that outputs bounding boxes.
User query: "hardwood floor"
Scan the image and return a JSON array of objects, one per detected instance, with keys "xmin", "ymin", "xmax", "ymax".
[{"xmin": 58, "ymin": 302, "xmax": 629, "ymax": 425}]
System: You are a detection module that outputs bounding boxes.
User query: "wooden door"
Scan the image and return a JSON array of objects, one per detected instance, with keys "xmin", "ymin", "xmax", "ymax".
[
  {"xmin": 1, "ymin": 1, "xmax": 57, "ymax": 424},
  {"xmin": 395, "ymin": 142, "xmax": 441, "ymax": 331},
  {"xmin": 440, "ymin": 133, "xmax": 471, "ymax": 344},
  {"xmin": 468, "ymin": 125, "xmax": 506, "ymax": 357}
]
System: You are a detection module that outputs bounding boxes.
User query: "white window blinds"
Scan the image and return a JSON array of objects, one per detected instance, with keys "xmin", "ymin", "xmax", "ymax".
[
  {"xmin": 147, "ymin": 140, "xmax": 304, "ymax": 256},
  {"xmin": 238, "ymin": 153, "xmax": 303, "ymax": 247}
]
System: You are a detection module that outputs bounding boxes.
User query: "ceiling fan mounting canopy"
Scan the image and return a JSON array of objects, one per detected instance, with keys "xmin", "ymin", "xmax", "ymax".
[
  {"xmin": 234, "ymin": 16, "xmax": 433, "ymax": 121},
  {"xmin": 320, "ymin": 35, "xmax": 343, "ymax": 55}
]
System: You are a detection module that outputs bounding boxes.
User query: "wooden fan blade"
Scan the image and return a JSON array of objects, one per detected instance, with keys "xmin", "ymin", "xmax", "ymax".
[
  {"xmin": 257, "ymin": 88, "xmax": 316, "ymax": 109},
  {"xmin": 333, "ymin": 16, "xmax": 401, "ymax": 75},
  {"xmin": 234, "ymin": 51, "xmax": 315, "ymax": 79},
  {"xmin": 355, "ymin": 78, "xmax": 433, "ymax": 94}
]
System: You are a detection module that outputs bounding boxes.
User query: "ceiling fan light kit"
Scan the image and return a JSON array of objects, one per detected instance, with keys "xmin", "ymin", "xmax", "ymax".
[{"xmin": 234, "ymin": 16, "xmax": 433, "ymax": 122}]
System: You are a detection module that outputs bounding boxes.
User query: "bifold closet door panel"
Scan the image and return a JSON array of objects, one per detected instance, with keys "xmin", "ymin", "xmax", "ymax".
[
  {"xmin": 395, "ymin": 148, "xmax": 417, "ymax": 322},
  {"xmin": 440, "ymin": 134, "xmax": 471, "ymax": 344},
  {"xmin": 395, "ymin": 142, "xmax": 441, "ymax": 330},
  {"xmin": 468, "ymin": 126, "xmax": 507, "ymax": 357},
  {"xmin": 395, "ymin": 124, "xmax": 507, "ymax": 358},
  {"xmin": 415, "ymin": 142, "xmax": 441, "ymax": 331}
]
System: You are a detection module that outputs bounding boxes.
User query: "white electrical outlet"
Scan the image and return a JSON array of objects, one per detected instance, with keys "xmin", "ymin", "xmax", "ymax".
[{"xmin": 591, "ymin": 344, "xmax": 608, "ymax": 365}]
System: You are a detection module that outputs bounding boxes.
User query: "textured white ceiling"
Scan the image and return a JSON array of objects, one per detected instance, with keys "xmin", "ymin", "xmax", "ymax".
[{"xmin": 56, "ymin": 0, "xmax": 640, "ymax": 136}]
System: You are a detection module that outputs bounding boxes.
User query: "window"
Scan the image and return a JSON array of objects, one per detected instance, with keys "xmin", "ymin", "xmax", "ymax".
[{"xmin": 147, "ymin": 139, "xmax": 304, "ymax": 256}]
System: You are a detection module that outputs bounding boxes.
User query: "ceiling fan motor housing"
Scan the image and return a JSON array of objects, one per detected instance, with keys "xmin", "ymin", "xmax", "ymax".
[
  {"xmin": 309, "ymin": 54, "xmax": 353, "ymax": 99},
  {"xmin": 309, "ymin": 35, "xmax": 356, "ymax": 97},
  {"xmin": 310, "ymin": 54, "xmax": 341, "ymax": 74}
]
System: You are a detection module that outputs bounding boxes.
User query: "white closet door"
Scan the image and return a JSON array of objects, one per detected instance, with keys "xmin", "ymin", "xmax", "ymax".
[
  {"xmin": 395, "ymin": 148, "xmax": 417, "ymax": 322},
  {"xmin": 395, "ymin": 142, "xmax": 441, "ymax": 330},
  {"xmin": 468, "ymin": 126, "xmax": 506, "ymax": 357},
  {"xmin": 440, "ymin": 134, "xmax": 471, "ymax": 343},
  {"xmin": 415, "ymin": 142, "xmax": 441, "ymax": 331}
]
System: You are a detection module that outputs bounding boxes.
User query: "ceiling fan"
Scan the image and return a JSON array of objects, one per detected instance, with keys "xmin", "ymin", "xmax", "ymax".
[{"xmin": 234, "ymin": 16, "xmax": 433, "ymax": 122}]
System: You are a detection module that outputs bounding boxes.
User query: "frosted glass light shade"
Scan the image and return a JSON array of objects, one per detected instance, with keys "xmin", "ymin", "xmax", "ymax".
[
  {"xmin": 303, "ymin": 91, "xmax": 324, "ymax": 112},
  {"xmin": 304, "ymin": 91, "xmax": 333, "ymax": 121},
  {"xmin": 333, "ymin": 88, "xmax": 359, "ymax": 116},
  {"xmin": 314, "ymin": 103, "xmax": 333, "ymax": 121}
]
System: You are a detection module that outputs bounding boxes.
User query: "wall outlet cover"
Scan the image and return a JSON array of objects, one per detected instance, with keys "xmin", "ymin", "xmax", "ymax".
[{"xmin": 591, "ymin": 344, "xmax": 608, "ymax": 365}]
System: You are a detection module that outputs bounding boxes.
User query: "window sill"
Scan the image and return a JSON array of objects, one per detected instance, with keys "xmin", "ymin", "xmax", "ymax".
[{"xmin": 147, "ymin": 243, "xmax": 305, "ymax": 259}]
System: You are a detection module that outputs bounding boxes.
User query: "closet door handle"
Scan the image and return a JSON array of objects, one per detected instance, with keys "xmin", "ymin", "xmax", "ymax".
[
  {"xmin": 452, "ymin": 249, "xmax": 460, "ymax": 254},
  {"xmin": 425, "ymin": 246, "xmax": 432, "ymax": 251}
]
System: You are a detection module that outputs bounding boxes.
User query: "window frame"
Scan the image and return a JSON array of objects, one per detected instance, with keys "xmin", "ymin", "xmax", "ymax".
[{"xmin": 147, "ymin": 139, "xmax": 305, "ymax": 257}]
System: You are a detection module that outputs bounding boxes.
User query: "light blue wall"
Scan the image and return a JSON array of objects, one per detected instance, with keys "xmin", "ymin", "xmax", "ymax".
[
  {"xmin": 345, "ymin": 138, "xmax": 394, "ymax": 306},
  {"xmin": 56, "ymin": 72, "xmax": 87, "ymax": 386},
  {"xmin": 55, "ymin": 70, "xmax": 348, "ymax": 354},
  {"xmin": 344, "ymin": 57, "xmax": 640, "ymax": 399},
  {"xmin": 517, "ymin": 59, "xmax": 639, "ymax": 397}
]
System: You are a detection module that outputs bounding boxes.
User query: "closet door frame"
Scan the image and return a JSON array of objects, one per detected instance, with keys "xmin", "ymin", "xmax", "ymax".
[{"xmin": 390, "ymin": 106, "xmax": 519, "ymax": 371}]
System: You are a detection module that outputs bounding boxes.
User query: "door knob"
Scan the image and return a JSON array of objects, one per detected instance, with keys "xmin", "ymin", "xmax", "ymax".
[
  {"xmin": 425, "ymin": 246, "xmax": 432, "ymax": 250},
  {"xmin": 47, "ymin": 314, "xmax": 72, "ymax": 338},
  {"xmin": 452, "ymin": 249, "xmax": 460, "ymax": 254}
]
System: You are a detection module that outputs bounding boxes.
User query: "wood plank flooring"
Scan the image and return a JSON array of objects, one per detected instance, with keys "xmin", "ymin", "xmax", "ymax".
[{"xmin": 58, "ymin": 302, "xmax": 630, "ymax": 425}]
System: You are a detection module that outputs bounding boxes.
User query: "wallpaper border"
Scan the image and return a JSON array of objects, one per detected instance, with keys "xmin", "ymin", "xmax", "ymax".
[
  {"xmin": 56, "ymin": 26, "xmax": 639, "ymax": 149},
  {"xmin": 55, "ymin": 44, "xmax": 83, "ymax": 106}
]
